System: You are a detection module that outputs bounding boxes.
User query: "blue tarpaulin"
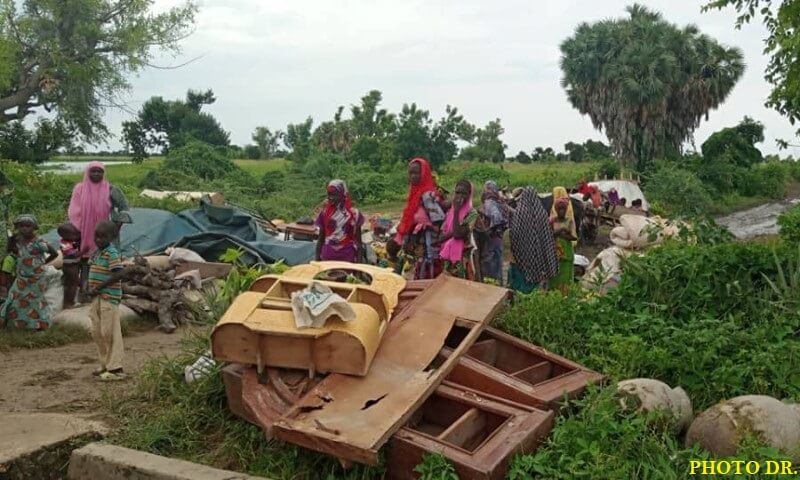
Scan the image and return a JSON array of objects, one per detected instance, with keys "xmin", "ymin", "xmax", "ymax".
[{"xmin": 42, "ymin": 199, "xmax": 316, "ymax": 266}]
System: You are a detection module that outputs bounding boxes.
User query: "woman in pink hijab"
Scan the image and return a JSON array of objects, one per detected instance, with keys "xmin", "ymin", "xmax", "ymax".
[
  {"xmin": 67, "ymin": 161, "xmax": 131, "ymax": 295},
  {"xmin": 439, "ymin": 179, "xmax": 477, "ymax": 280}
]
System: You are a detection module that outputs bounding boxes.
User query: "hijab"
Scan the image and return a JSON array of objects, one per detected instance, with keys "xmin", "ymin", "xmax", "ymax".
[
  {"xmin": 550, "ymin": 186, "xmax": 576, "ymax": 238},
  {"xmin": 440, "ymin": 181, "xmax": 474, "ymax": 262},
  {"xmin": 68, "ymin": 161, "xmax": 111, "ymax": 256},
  {"xmin": 322, "ymin": 180, "xmax": 355, "ymax": 227},
  {"xmin": 397, "ymin": 158, "xmax": 439, "ymax": 237},
  {"xmin": 510, "ymin": 187, "xmax": 558, "ymax": 284}
]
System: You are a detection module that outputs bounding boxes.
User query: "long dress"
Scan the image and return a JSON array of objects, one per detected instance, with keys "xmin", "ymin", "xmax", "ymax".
[
  {"xmin": 1, "ymin": 237, "xmax": 52, "ymax": 330},
  {"xmin": 549, "ymin": 222, "xmax": 575, "ymax": 295}
]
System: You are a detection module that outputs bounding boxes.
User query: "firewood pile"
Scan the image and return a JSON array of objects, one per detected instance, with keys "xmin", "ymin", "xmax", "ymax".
[{"xmin": 121, "ymin": 255, "xmax": 203, "ymax": 333}]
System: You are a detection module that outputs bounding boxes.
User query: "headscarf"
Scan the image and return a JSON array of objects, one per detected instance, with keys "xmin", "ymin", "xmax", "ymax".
[
  {"xmin": 397, "ymin": 158, "xmax": 439, "ymax": 237},
  {"xmin": 13, "ymin": 214, "xmax": 38, "ymax": 228},
  {"xmin": 510, "ymin": 187, "xmax": 558, "ymax": 284},
  {"xmin": 440, "ymin": 181, "xmax": 474, "ymax": 262},
  {"xmin": 608, "ymin": 188, "xmax": 620, "ymax": 205},
  {"xmin": 550, "ymin": 186, "xmax": 576, "ymax": 238},
  {"xmin": 68, "ymin": 161, "xmax": 111, "ymax": 256},
  {"xmin": 320, "ymin": 179, "xmax": 358, "ymax": 243},
  {"xmin": 483, "ymin": 181, "xmax": 500, "ymax": 200}
]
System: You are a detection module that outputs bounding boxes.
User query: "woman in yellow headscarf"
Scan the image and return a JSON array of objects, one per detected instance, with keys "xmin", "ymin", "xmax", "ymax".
[{"xmin": 549, "ymin": 187, "xmax": 577, "ymax": 294}]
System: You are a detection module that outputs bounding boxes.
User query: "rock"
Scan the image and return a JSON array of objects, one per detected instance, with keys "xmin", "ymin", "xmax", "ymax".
[
  {"xmin": 686, "ymin": 395, "xmax": 800, "ymax": 460},
  {"xmin": 617, "ymin": 378, "xmax": 693, "ymax": 432}
]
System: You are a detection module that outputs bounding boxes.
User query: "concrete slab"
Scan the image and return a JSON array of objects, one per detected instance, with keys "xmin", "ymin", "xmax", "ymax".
[
  {"xmin": 68, "ymin": 443, "xmax": 270, "ymax": 480},
  {"xmin": 0, "ymin": 412, "xmax": 107, "ymax": 465}
]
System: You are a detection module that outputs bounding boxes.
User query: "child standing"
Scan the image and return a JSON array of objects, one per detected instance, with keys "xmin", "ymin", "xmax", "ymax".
[
  {"xmin": 0, "ymin": 215, "xmax": 58, "ymax": 330},
  {"xmin": 57, "ymin": 223, "xmax": 81, "ymax": 309},
  {"xmin": 0, "ymin": 235, "xmax": 17, "ymax": 301},
  {"xmin": 88, "ymin": 220, "xmax": 128, "ymax": 381}
]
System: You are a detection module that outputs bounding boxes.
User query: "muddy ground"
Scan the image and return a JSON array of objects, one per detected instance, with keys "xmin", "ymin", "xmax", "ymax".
[{"xmin": 0, "ymin": 328, "xmax": 186, "ymax": 417}]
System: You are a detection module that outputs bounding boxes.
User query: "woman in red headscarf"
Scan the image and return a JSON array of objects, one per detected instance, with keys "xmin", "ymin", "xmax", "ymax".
[
  {"xmin": 315, "ymin": 179, "xmax": 365, "ymax": 263},
  {"xmin": 391, "ymin": 158, "xmax": 448, "ymax": 279}
]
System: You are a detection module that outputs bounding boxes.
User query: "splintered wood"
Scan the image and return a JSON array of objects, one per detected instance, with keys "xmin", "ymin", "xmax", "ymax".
[{"xmin": 272, "ymin": 276, "xmax": 510, "ymax": 465}]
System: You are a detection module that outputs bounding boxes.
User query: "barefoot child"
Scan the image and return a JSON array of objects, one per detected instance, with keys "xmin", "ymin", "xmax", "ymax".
[{"xmin": 88, "ymin": 221, "xmax": 128, "ymax": 381}]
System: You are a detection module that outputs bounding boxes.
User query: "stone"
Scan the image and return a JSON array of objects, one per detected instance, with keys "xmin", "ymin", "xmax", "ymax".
[{"xmin": 68, "ymin": 443, "xmax": 270, "ymax": 480}]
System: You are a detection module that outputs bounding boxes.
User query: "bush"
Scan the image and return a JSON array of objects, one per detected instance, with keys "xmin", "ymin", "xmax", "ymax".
[
  {"xmin": 741, "ymin": 161, "xmax": 788, "ymax": 199},
  {"xmin": 260, "ymin": 170, "xmax": 285, "ymax": 195},
  {"xmin": 644, "ymin": 164, "xmax": 713, "ymax": 217},
  {"xmin": 454, "ymin": 163, "xmax": 511, "ymax": 188},
  {"xmin": 597, "ymin": 159, "xmax": 621, "ymax": 179},
  {"xmin": 161, "ymin": 142, "xmax": 239, "ymax": 182},
  {"xmin": 779, "ymin": 204, "xmax": 800, "ymax": 244}
]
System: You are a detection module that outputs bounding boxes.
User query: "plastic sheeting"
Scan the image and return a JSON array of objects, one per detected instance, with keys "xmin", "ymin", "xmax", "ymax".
[
  {"xmin": 590, "ymin": 180, "xmax": 650, "ymax": 211},
  {"xmin": 42, "ymin": 199, "xmax": 316, "ymax": 266}
]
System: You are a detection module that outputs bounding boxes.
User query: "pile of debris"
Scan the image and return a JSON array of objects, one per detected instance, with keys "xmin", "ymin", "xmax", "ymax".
[{"xmin": 212, "ymin": 262, "xmax": 604, "ymax": 479}]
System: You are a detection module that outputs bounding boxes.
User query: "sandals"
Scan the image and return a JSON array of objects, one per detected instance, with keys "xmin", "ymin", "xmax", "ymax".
[{"xmin": 97, "ymin": 369, "xmax": 126, "ymax": 382}]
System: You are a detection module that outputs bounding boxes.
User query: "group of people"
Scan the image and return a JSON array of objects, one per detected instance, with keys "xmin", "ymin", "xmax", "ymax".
[
  {"xmin": 315, "ymin": 157, "xmax": 577, "ymax": 293},
  {"xmin": 1, "ymin": 161, "xmax": 131, "ymax": 381}
]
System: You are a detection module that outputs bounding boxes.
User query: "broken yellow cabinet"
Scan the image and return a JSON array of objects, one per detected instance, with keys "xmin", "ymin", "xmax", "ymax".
[{"xmin": 212, "ymin": 264, "xmax": 406, "ymax": 377}]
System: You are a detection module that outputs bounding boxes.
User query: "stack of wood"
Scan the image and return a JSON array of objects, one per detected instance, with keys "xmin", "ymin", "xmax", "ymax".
[{"xmin": 121, "ymin": 255, "xmax": 197, "ymax": 333}]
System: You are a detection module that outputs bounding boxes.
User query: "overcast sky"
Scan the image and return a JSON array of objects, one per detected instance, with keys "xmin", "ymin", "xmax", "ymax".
[{"xmin": 98, "ymin": 0, "xmax": 796, "ymax": 156}]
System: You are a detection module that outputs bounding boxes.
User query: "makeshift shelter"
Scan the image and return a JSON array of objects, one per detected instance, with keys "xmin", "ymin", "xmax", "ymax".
[
  {"xmin": 42, "ymin": 198, "xmax": 316, "ymax": 266},
  {"xmin": 589, "ymin": 180, "xmax": 650, "ymax": 211}
]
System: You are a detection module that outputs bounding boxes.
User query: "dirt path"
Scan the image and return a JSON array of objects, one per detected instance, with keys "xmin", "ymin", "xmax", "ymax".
[{"xmin": 0, "ymin": 328, "xmax": 186, "ymax": 416}]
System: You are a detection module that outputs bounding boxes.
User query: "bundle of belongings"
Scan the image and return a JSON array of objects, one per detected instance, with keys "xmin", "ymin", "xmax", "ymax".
[{"xmin": 581, "ymin": 214, "xmax": 680, "ymax": 294}]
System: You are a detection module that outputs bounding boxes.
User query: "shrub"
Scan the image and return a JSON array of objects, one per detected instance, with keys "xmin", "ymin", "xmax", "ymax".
[
  {"xmin": 741, "ymin": 161, "xmax": 788, "ymax": 199},
  {"xmin": 779, "ymin": 204, "xmax": 800, "ymax": 244},
  {"xmin": 597, "ymin": 159, "xmax": 621, "ymax": 179},
  {"xmin": 455, "ymin": 163, "xmax": 511, "ymax": 188},
  {"xmin": 644, "ymin": 164, "xmax": 712, "ymax": 217},
  {"xmin": 161, "ymin": 142, "xmax": 239, "ymax": 182},
  {"xmin": 259, "ymin": 170, "xmax": 285, "ymax": 195}
]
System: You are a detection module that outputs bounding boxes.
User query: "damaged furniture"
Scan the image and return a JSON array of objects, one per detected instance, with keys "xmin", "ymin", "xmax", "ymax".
[{"xmin": 216, "ymin": 265, "xmax": 602, "ymax": 478}]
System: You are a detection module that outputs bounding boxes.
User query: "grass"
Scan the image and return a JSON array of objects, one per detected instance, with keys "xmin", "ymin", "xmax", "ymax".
[{"xmin": 0, "ymin": 323, "xmax": 91, "ymax": 352}]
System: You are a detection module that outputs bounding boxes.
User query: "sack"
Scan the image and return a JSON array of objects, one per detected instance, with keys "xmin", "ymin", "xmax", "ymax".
[
  {"xmin": 617, "ymin": 378, "xmax": 693, "ymax": 433},
  {"xmin": 291, "ymin": 281, "xmax": 356, "ymax": 329},
  {"xmin": 53, "ymin": 303, "xmax": 140, "ymax": 331},
  {"xmin": 165, "ymin": 247, "xmax": 205, "ymax": 264}
]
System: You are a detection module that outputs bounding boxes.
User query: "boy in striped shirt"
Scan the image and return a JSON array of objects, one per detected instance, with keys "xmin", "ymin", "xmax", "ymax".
[{"xmin": 88, "ymin": 221, "xmax": 129, "ymax": 381}]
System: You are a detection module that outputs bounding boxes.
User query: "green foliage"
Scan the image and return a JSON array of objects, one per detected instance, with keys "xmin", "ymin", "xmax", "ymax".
[
  {"xmin": 414, "ymin": 453, "xmax": 459, "ymax": 480},
  {"xmin": 498, "ymin": 241, "xmax": 800, "ymax": 411},
  {"xmin": 701, "ymin": 117, "xmax": 764, "ymax": 168},
  {"xmin": 0, "ymin": 324, "xmax": 90, "ymax": 352},
  {"xmin": 509, "ymin": 386, "xmax": 796, "ymax": 479},
  {"xmin": 644, "ymin": 164, "xmax": 713, "ymax": 217},
  {"xmin": 251, "ymin": 126, "xmax": 283, "ymax": 159},
  {"xmin": 449, "ymin": 163, "xmax": 511, "ymax": 189},
  {"xmin": 285, "ymin": 117, "xmax": 314, "ymax": 163},
  {"xmin": 705, "ymin": 0, "xmax": 800, "ymax": 140},
  {"xmin": 459, "ymin": 119, "xmax": 506, "ymax": 163},
  {"xmin": 123, "ymin": 90, "xmax": 230, "ymax": 161},
  {"xmin": 243, "ymin": 145, "xmax": 261, "ymax": 160},
  {"xmin": 0, "ymin": 0, "xmax": 197, "ymax": 141},
  {"xmin": 2, "ymin": 161, "xmax": 74, "ymax": 232},
  {"xmin": 139, "ymin": 142, "xmax": 240, "ymax": 189},
  {"xmin": 0, "ymin": 119, "xmax": 74, "ymax": 164},
  {"xmin": 598, "ymin": 159, "xmax": 621, "ymax": 179},
  {"xmin": 561, "ymin": 5, "xmax": 744, "ymax": 170},
  {"xmin": 778, "ymin": 204, "xmax": 800, "ymax": 244}
]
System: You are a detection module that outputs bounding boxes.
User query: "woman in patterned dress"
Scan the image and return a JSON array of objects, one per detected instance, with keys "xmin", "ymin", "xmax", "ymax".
[{"xmin": 1, "ymin": 215, "xmax": 58, "ymax": 330}]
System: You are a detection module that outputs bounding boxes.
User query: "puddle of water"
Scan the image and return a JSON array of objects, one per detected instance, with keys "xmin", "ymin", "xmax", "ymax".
[{"xmin": 38, "ymin": 160, "xmax": 132, "ymax": 174}]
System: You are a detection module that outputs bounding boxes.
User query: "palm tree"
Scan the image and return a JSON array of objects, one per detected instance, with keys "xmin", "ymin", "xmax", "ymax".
[{"xmin": 560, "ymin": 4, "xmax": 745, "ymax": 171}]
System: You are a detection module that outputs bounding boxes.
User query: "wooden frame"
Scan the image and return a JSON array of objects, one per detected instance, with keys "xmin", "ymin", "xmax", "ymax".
[
  {"xmin": 442, "ymin": 327, "xmax": 604, "ymax": 409},
  {"xmin": 272, "ymin": 276, "xmax": 510, "ymax": 465},
  {"xmin": 386, "ymin": 383, "xmax": 555, "ymax": 480}
]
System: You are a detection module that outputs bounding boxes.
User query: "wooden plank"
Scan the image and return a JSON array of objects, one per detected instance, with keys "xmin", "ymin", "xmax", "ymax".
[
  {"xmin": 175, "ymin": 261, "xmax": 233, "ymax": 279},
  {"xmin": 272, "ymin": 276, "xmax": 510, "ymax": 465},
  {"xmin": 438, "ymin": 408, "xmax": 485, "ymax": 448},
  {"xmin": 512, "ymin": 362, "xmax": 553, "ymax": 385}
]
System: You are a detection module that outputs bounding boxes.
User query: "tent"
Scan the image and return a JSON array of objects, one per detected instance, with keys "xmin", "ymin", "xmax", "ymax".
[{"xmin": 42, "ymin": 199, "xmax": 316, "ymax": 266}]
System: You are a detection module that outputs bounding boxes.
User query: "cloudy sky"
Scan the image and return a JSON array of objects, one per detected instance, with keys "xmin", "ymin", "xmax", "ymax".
[{"xmin": 100, "ymin": 0, "xmax": 796, "ymax": 155}]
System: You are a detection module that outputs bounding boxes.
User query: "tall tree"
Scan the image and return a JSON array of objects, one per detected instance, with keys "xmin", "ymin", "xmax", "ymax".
[
  {"xmin": 461, "ymin": 119, "xmax": 506, "ymax": 163},
  {"xmin": 704, "ymin": 0, "xmax": 800, "ymax": 140},
  {"xmin": 252, "ymin": 126, "xmax": 283, "ymax": 159},
  {"xmin": 285, "ymin": 117, "xmax": 314, "ymax": 163},
  {"xmin": 560, "ymin": 4, "xmax": 744, "ymax": 170},
  {"xmin": 0, "ymin": 119, "xmax": 73, "ymax": 163},
  {"xmin": 122, "ymin": 89, "xmax": 229, "ymax": 161},
  {"xmin": 701, "ymin": 116, "xmax": 765, "ymax": 167},
  {"xmin": 0, "ymin": 0, "xmax": 197, "ymax": 142}
]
